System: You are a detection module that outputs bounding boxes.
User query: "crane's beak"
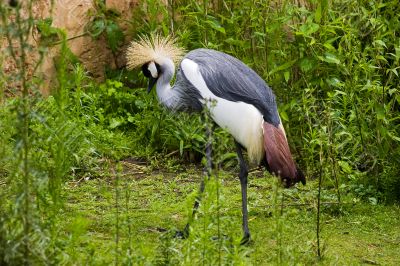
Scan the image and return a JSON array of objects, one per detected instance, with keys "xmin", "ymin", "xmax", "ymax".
[{"xmin": 147, "ymin": 77, "xmax": 157, "ymax": 93}]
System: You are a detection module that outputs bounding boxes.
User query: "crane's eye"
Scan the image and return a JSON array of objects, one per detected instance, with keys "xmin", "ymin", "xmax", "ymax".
[{"xmin": 141, "ymin": 63, "xmax": 152, "ymax": 78}]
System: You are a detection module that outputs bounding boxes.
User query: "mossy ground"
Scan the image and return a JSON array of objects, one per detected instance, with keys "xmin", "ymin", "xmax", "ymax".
[{"xmin": 59, "ymin": 161, "xmax": 400, "ymax": 265}]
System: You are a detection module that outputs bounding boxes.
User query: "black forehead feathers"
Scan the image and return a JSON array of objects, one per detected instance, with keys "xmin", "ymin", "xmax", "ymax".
[{"xmin": 141, "ymin": 63, "xmax": 151, "ymax": 78}]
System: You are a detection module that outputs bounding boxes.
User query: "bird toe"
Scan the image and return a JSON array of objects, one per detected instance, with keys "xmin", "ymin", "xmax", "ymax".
[{"xmin": 240, "ymin": 233, "xmax": 252, "ymax": 246}]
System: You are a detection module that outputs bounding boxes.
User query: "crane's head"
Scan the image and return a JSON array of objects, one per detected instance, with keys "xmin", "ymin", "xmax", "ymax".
[
  {"xmin": 126, "ymin": 34, "xmax": 185, "ymax": 92},
  {"xmin": 281, "ymin": 167, "xmax": 306, "ymax": 188},
  {"xmin": 141, "ymin": 61, "xmax": 161, "ymax": 92}
]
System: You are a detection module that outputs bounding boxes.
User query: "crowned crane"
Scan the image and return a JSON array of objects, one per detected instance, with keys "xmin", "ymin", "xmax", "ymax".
[{"xmin": 126, "ymin": 35, "xmax": 305, "ymax": 244}]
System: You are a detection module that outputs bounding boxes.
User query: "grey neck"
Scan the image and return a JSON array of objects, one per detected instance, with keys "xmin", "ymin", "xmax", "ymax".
[{"xmin": 156, "ymin": 58, "xmax": 176, "ymax": 109}]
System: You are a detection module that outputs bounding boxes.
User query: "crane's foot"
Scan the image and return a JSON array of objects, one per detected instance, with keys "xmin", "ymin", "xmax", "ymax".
[
  {"xmin": 174, "ymin": 224, "xmax": 190, "ymax": 239},
  {"xmin": 240, "ymin": 232, "xmax": 252, "ymax": 246}
]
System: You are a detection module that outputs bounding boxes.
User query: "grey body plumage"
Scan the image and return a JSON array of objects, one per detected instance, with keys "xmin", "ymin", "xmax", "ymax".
[
  {"xmin": 171, "ymin": 49, "xmax": 280, "ymax": 126},
  {"xmin": 184, "ymin": 49, "xmax": 280, "ymax": 125}
]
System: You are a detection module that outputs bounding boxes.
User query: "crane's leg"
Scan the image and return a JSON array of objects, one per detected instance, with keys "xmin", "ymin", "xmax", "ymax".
[
  {"xmin": 176, "ymin": 125, "xmax": 213, "ymax": 238},
  {"xmin": 235, "ymin": 141, "xmax": 251, "ymax": 244}
]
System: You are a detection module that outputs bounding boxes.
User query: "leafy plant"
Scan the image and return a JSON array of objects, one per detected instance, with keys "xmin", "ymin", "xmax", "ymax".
[{"xmin": 86, "ymin": 0, "xmax": 125, "ymax": 64}]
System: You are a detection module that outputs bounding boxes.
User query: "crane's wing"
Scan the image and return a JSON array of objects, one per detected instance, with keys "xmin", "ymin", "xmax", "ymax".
[{"xmin": 185, "ymin": 48, "xmax": 281, "ymax": 126}]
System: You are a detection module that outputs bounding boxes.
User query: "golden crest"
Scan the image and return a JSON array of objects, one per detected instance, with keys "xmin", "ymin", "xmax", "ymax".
[{"xmin": 126, "ymin": 34, "xmax": 186, "ymax": 70}]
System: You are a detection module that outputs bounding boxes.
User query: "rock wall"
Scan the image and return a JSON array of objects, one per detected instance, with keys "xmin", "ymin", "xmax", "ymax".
[
  {"xmin": 48, "ymin": 0, "xmax": 139, "ymax": 79},
  {"xmin": 1, "ymin": 0, "xmax": 139, "ymax": 94}
]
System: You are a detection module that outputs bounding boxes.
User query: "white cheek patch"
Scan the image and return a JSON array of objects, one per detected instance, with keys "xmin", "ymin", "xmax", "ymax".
[{"xmin": 148, "ymin": 62, "xmax": 158, "ymax": 78}]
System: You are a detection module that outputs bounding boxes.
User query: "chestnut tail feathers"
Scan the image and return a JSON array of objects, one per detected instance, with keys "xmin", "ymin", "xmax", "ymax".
[{"xmin": 263, "ymin": 122, "xmax": 306, "ymax": 187}]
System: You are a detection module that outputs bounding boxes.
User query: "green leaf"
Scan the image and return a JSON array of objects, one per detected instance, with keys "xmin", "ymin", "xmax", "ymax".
[
  {"xmin": 326, "ymin": 77, "xmax": 344, "ymax": 88},
  {"xmin": 36, "ymin": 18, "xmax": 58, "ymax": 37},
  {"xmin": 391, "ymin": 68, "xmax": 398, "ymax": 77},
  {"xmin": 151, "ymin": 123, "xmax": 158, "ymax": 138},
  {"xmin": 254, "ymin": 31, "xmax": 266, "ymax": 38},
  {"xmin": 368, "ymin": 197, "xmax": 377, "ymax": 205},
  {"xmin": 315, "ymin": 3, "xmax": 322, "ymax": 23},
  {"xmin": 205, "ymin": 17, "xmax": 225, "ymax": 34},
  {"xmin": 280, "ymin": 110, "xmax": 289, "ymax": 122},
  {"xmin": 373, "ymin": 40, "xmax": 387, "ymax": 48},
  {"xmin": 179, "ymin": 140, "xmax": 184, "ymax": 156},
  {"xmin": 284, "ymin": 71, "xmax": 290, "ymax": 82},
  {"xmin": 109, "ymin": 118, "xmax": 122, "ymax": 129},
  {"xmin": 192, "ymin": 134, "xmax": 205, "ymax": 142},
  {"xmin": 127, "ymin": 113, "xmax": 134, "ymax": 123},
  {"xmin": 107, "ymin": 87, "xmax": 116, "ymax": 96},
  {"xmin": 376, "ymin": 105, "xmax": 385, "ymax": 120},
  {"xmin": 299, "ymin": 57, "xmax": 315, "ymax": 72},
  {"xmin": 334, "ymin": 89, "xmax": 347, "ymax": 95},
  {"xmin": 89, "ymin": 19, "xmax": 106, "ymax": 38},
  {"xmin": 113, "ymin": 81, "xmax": 123, "ymax": 88},
  {"xmin": 387, "ymin": 132, "xmax": 400, "ymax": 142},
  {"xmin": 224, "ymin": 38, "xmax": 246, "ymax": 47},
  {"xmin": 316, "ymin": 0, "xmax": 329, "ymax": 24},
  {"xmin": 269, "ymin": 59, "xmax": 297, "ymax": 75},
  {"xmin": 319, "ymin": 52, "xmax": 340, "ymax": 64},
  {"xmin": 338, "ymin": 161, "xmax": 352, "ymax": 174},
  {"xmin": 218, "ymin": 152, "xmax": 237, "ymax": 163},
  {"xmin": 298, "ymin": 22, "xmax": 320, "ymax": 36},
  {"xmin": 323, "ymin": 42, "xmax": 336, "ymax": 51},
  {"xmin": 105, "ymin": 21, "xmax": 124, "ymax": 52},
  {"xmin": 325, "ymin": 53, "xmax": 340, "ymax": 64},
  {"xmin": 376, "ymin": 55, "xmax": 388, "ymax": 62}
]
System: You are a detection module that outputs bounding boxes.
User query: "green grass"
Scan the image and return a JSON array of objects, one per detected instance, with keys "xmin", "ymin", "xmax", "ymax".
[{"xmin": 58, "ymin": 162, "xmax": 400, "ymax": 265}]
